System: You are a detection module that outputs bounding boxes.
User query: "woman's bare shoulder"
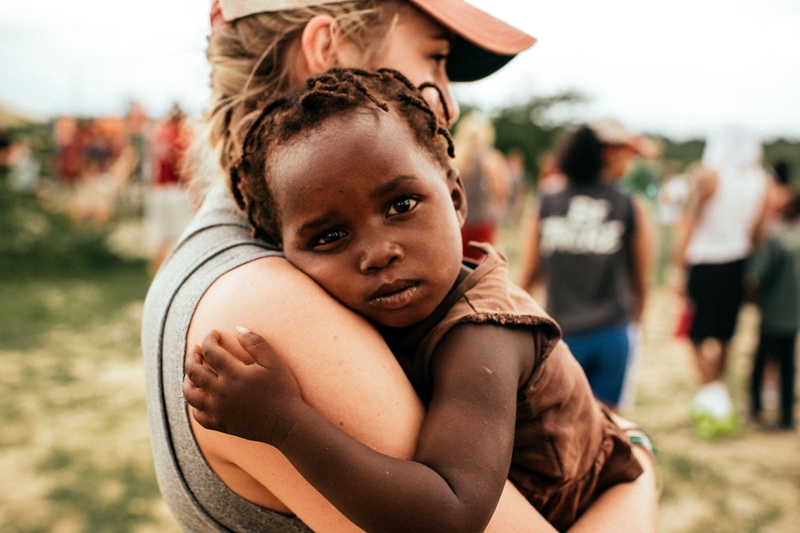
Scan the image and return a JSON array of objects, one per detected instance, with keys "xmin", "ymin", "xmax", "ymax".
[
  {"xmin": 192, "ymin": 255, "xmax": 369, "ymax": 338},
  {"xmin": 188, "ymin": 255, "xmax": 423, "ymax": 452}
]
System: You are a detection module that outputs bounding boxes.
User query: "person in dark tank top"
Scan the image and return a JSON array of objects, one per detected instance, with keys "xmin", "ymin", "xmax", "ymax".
[{"xmin": 518, "ymin": 119, "xmax": 652, "ymax": 411}]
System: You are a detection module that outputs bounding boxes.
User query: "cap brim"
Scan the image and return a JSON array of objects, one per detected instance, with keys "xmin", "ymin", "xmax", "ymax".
[{"xmin": 409, "ymin": 0, "xmax": 536, "ymax": 82}]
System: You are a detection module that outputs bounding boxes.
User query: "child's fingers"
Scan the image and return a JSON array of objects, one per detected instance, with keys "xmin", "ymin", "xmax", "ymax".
[
  {"xmin": 182, "ymin": 373, "xmax": 209, "ymax": 412},
  {"xmin": 184, "ymin": 386, "xmax": 220, "ymax": 431},
  {"xmin": 235, "ymin": 326, "xmax": 278, "ymax": 366},
  {"xmin": 185, "ymin": 346, "xmax": 218, "ymax": 389},
  {"xmin": 201, "ymin": 330, "xmax": 241, "ymax": 373}
]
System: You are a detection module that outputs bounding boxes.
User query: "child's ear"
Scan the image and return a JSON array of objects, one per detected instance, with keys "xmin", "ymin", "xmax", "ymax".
[{"xmin": 447, "ymin": 168, "xmax": 467, "ymax": 227}]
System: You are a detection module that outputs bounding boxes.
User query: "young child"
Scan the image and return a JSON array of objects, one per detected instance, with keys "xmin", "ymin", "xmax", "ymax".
[
  {"xmin": 183, "ymin": 69, "xmax": 647, "ymax": 533},
  {"xmin": 745, "ymin": 193, "xmax": 800, "ymax": 430}
]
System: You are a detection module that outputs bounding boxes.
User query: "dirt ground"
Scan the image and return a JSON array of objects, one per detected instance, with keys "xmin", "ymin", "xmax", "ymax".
[
  {"xmin": 628, "ymin": 288, "xmax": 800, "ymax": 533},
  {"xmin": 0, "ymin": 219, "xmax": 798, "ymax": 532}
]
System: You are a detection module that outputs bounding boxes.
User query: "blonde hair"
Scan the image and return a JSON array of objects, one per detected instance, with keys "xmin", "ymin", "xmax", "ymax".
[
  {"xmin": 452, "ymin": 112, "xmax": 496, "ymax": 177},
  {"xmin": 202, "ymin": 0, "xmax": 403, "ymax": 181}
]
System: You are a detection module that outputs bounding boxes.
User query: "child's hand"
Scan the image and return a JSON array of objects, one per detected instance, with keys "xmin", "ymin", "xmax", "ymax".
[{"xmin": 182, "ymin": 327, "xmax": 308, "ymax": 448}]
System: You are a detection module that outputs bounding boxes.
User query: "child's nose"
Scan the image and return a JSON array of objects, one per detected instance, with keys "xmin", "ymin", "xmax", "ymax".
[{"xmin": 359, "ymin": 240, "xmax": 403, "ymax": 274}]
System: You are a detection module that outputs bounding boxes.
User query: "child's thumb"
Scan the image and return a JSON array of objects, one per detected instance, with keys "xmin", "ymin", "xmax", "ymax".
[{"xmin": 235, "ymin": 326, "xmax": 272, "ymax": 357}]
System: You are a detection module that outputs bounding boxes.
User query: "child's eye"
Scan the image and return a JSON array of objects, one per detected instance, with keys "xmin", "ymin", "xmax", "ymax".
[
  {"xmin": 387, "ymin": 197, "xmax": 419, "ymax": 216},
  {"xmin": 312, "ymin": 229, "xmax": 348, "ymax": 248}
]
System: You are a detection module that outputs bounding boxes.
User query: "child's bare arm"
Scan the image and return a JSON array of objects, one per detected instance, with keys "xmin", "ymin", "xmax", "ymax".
[
  {"xmin": 183, "ymin": 328, "xmax": 311, "ymax": 447},
  {"xmin": 184, "ymin": 324, "xmax": 533, "ymax": 533}
]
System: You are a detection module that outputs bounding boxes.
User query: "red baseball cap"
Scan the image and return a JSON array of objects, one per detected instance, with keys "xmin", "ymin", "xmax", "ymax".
[{"xmin": 210, "ymin": 0, "xmax": 535, "ymax": 82}]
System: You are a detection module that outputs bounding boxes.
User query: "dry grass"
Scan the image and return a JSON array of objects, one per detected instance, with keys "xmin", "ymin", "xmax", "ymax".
[
  {"xmin": 631, "ymin": 290, "xmax": 800, "ymax": 533},
  {"xmin": 0, "ymin": 219, "xmax": 798, "ymax": 532}
]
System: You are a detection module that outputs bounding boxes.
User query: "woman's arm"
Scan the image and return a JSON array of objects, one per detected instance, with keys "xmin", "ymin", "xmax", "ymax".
[
  {"xmin": 673, "ymin": 166, "xmax": 718, "ymax": 269},
  {"xmin": 517, "ymin": 207, "xmax": 542, "ymax": 292},
  {"xmin": 567, "ymin": 446, "xmax": 658, "ymax": 533},
  {"xmin": 187, "ymin": 256, "xmax": 425, "ymax": 532},
  {"xmin": 187, "ymin": 257, "xmax": 658, "ymax": 532},
  {"xmin": 630, "ymin": 197, "xmax": 652, "ymax": 323},
  {"xmin": 188, "ymin": 321, "xmax": 532, "ymax": 533}
]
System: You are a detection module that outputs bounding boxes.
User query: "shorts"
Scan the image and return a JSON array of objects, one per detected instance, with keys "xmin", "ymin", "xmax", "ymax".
[
  {"xmin": 563, "ymin": 324, "xmax": 633, "ymax": 407},
  {"xmin": 686, "ymin": 259, "xmax": 747, "ymax": 342}
]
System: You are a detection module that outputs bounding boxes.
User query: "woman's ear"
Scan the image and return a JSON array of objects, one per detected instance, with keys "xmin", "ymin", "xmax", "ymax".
[
  {"xmin": 447, "ymin": 168, "xmax": 468, "ymax": 227},
  {"xmin": 300, "ymin": 15, "xmax": 337, "ymax": 75}
]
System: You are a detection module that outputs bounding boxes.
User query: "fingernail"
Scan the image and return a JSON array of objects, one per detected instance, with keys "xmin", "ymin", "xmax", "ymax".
[{"xmin": 235, "ymin": 326, "xmax": 250, "ymax": 335}]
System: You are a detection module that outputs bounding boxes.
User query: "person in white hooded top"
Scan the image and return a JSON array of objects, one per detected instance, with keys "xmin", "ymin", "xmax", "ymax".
[{"xmin": 674, "ymin": 124, "xmax": 768, "ymax": 438}]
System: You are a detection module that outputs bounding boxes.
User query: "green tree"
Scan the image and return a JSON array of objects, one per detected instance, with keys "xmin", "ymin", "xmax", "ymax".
[
  {"xmin": 491, "ymin": 92, "xmax": 584, "ymax": 189},
  {"xmin": 453, "ymin": 92, "xmax": 585, "ymax": 190}
]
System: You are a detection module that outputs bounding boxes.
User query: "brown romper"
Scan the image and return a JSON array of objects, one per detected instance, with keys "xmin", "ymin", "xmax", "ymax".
[{"xmin": 380, "ymin": 244, "xmax": 643, "ymax": 532}]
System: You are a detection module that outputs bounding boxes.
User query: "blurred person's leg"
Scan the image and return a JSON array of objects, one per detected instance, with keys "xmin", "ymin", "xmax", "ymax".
[
  {"xmin": 564, "ymin": 325, "xmax": 629, "ymax": 409},
  {"xmin": 750, "ymin": 334, "xmax": 769, "ymax": 420},
  {"xmin": 778, "ymin": 335, "xmax": 796, "ymax": 429}
]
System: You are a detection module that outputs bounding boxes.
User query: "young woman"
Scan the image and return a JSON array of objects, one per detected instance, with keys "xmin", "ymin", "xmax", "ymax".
[
  {"xmin": 517, "ymin": 120, "xmax": 651, "ymax": 411},
  {"xmin": 182, "ymin": 68, "xmax": 649, "ymax": 533},
  {"xmin": 141, "ymin": 2, "xmax": 658, "ymax": 532},
  {"xmin": 674, "ymin": 125, "xmax": 768, "ymax": 438}
]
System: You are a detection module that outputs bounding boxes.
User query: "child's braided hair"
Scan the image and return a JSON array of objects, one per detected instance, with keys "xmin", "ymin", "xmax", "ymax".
[{"xmin": 228, "ymin": 68, "xmax": 455, "ymax": 246}]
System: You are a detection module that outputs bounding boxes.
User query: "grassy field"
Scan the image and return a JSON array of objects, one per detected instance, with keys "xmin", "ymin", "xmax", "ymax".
[{"xmin": 0, "ymin": 214, "xmax": 798, "ymax": 532}]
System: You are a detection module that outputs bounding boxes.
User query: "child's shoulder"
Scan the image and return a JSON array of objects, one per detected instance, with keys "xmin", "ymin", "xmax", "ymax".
[
  {"xmin": 460, "ymin": 244, "xmax": 551, "ymax": 321},
  {"xmin": 434, "ymin": 246, "xmax": 561, "ymax": 359}
]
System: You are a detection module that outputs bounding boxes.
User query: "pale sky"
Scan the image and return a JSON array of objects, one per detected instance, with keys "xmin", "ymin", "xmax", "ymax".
[{"xmin": 1, "ymin": 0, "xmax": 799, "ymax": 140}]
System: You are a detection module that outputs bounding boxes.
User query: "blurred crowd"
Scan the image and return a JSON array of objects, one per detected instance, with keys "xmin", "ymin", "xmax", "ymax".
[
  {"xmin": 1, "ymin": 105, "xmax": 796, "ymax": 436},
  {"xmin": 449, "ymin": 113, "xmax": 796, "ymax": 436},
  {"xmin": 1, "ymin": 101, "xmax": 195, "ymax": 273}
]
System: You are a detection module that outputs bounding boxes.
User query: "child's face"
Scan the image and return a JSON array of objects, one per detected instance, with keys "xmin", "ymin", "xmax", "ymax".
[{"xmin": 269, "ymin": 109, "xmax": 466, "ymax": 328}]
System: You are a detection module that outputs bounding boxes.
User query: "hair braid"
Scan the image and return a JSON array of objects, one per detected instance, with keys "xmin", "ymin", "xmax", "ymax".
[
  {"xmin": 228, "ymin": 68, "xmax": 454, "ymax": 247},
  {"xmin": 417, "ymin": 81, "xmax": 451, "ymax": 124}
]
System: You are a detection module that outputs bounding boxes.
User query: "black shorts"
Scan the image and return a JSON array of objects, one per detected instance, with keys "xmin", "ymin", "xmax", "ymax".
[{"xmin": 686, "ymin": 259, "xmax": 747, "ymax": 342}]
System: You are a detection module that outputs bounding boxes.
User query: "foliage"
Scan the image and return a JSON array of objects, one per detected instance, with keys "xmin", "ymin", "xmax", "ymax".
[
  {"xmin": 490, "ymin": 92, "xmax": 584, "ymax": 189},
  {"xmin": 646, "ymin": 136, "xmax": 800, "ymax": 182},
  {"xmin": 0, "ymin": 177, "xmax": 146, "ymax": 281},
  {"xmin": 655, "ymin": 137, "xmax": 706, "ymax": 174},
  {"xmin": 5, "ymin": 121, "xmax": 56, "ymax": 180},
  {"xmin": 453, "ymin": 92, "xmax": 584, "ymax": 190},
  {"xmin": 764, "ymin": 139, "xmax": 800, "ymax": 184},
  {"xmin": 620, "ymin": 158, "xmax": 662, "ymax": 198},
  {"xmin": 458, "ymin": 93, "xmax": 800, "ymax": 194}
]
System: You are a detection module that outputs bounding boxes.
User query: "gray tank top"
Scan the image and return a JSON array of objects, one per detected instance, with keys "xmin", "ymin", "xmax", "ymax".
[{"xmin": 141, "ymin": 185, "xmax": 313, "ymax": 533}]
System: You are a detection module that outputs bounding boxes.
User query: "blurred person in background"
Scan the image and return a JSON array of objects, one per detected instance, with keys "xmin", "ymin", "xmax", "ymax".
[
  {"xmin": 53, "ymin": 116, "xmax": 83, "ymax": 186},
  {"xmin": 518, "ymin": 119, "xmax": 651, "ymax": 411},
  {"xmin": 126, "ymin": 101, "xmax": 149, "ymax": 185},
  {"xmin": 745, "ymin": 193, "xmax": 800, "ymax": 431},
  {"xmin": 121, "ymin": 101, "xmax": 150, "ymax": 213},
  {"xmin": 537, "ymin": 151, "xmax": 567, "ymax": 195},
  {"xmin": 656, "ymin": 167, "xmax": 689, "ymax": 284},
  {"xmin": 6, "ymin": 139, "xmax": 41, "ymax": 194},
  {"xmin": 748, "ymin": 159, "xmax": 794, "ymax": 419},
  {"xmin": 140, "ymin": 1, "xmax": 659, "ymax": 531},
  {"xmin": 504, "ymin": 147, "xmax": 530, "ymax": 222},
  {"xmin": 0, "ymin": 127, "xmax": 11, "ymax": 169},
  {"xmin": 673, "ymin": 124, "xmax": 768, "ymax": 439},
  {"xmin": 145, "ymin": 104, "xmax": 194, "ymax": 274},
  {"xmin": 70, "ymin": 117, "xmax": 132, "ymax": 225},
  {"xmin": 0, "ymin": 128, "xmax": 38, "ymax": 192},
  {"xmin": 453, "ymin": 112, "xmax": 511, "ymax": 261},
  {"xmin": 763, "ymin": 160, "xmax": 794, "ymax": 235}
]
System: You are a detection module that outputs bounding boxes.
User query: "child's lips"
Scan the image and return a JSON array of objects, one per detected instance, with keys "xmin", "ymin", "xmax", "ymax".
[{"xmin": 369, "ymin": 280, "xmax": 420, "ymax": 310}]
